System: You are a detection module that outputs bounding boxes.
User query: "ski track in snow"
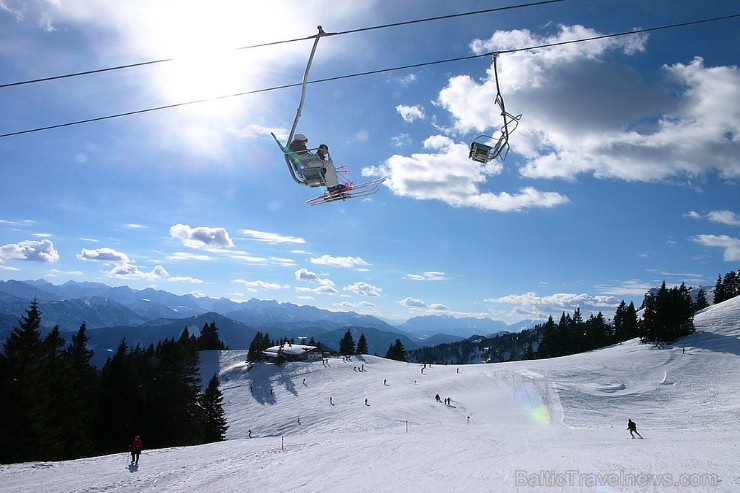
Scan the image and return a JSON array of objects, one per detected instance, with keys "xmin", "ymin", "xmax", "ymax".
[{"xmin": 1, "ymin": 298, "xmax": 739, "ymax": 492}]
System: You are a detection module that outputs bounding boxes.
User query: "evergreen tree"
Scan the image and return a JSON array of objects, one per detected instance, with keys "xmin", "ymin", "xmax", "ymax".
[
  {"xmin": 694, "ymin": 289, "xmax": 709, "ymax": 312},
  {"xmin": 355, "ymin": 334, "xmax": 368, "ymax": 355},
  {"xmin": 197, "ymin": 322, "xmax": 227, "ymax": 350},
  {"xmin": 613, "ymin": 301, "xmax": 628, "ymax": 343},
  {"xmin": 201, "ymin": 375, "xmax": 228, "ymax": 443},
  {"xmin": 714, "ymin": 270, "xmax": 739, "ymax": 304},
  {"xmin": 0, "ymin": 300, "xmax": 47, "ymax": 463},
  {"xmin": 385, "ymin": 338, "xmax": 407, "ymax": 361},
  {"xmin": 338, "ymin": 330, "xmax": 355, "ymax": 355},
  {"xmin": 39, "ymin": 325, "xmax": 69, "ymax": 460},
  {"xmin": 640, "ymin": 282, "xmax": 695, "ymax": 344},
  {"xmin": 247, "ymin": 331, "xmax": 274, "ymax": 363},
  {"xmin": 584, "ymin": 312, "xmax": 608, "ymax": 350},
  {"xmin": 95, "ymin": 339, "xmax": 142, "ymax": 453},
  {"xmin": 61, "ymin": 323, "xmax": 99, "ymax": 458},
  {"xmin": 522, "ymin": 344, "xmax": 536, "ymax": 360},
  {"xmin": 713, "ymin": 274, "xmax": 726, "ymax": 303},
  {"xmin": 247, "ymin": 331, "xmax": 264, "ymax": 362},
  {"xmin": 536, "ymin": 316, "xmax": 557, "ymax": 359},
  {"xmin": 624, "ymin": 301, "xmax": 639, "ymax": 340},
  {"xmin": 145, "ymin": 334, "xmax": 204, "ymax": 447}
]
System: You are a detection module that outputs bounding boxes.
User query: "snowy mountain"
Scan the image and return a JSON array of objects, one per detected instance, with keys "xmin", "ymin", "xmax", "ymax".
[
  {"xmin": 398, "ymin": 314, "xmax": 512, "ymax": 338},
  {"xmin": 2, "ymin": 297, "xmax": 738, "ymax": 492},
  {"xmin": 0, "ymin": 280, "xmax": 461, "ymax": 353}
]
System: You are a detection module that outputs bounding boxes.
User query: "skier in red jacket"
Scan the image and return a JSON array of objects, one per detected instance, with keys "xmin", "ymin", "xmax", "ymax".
[{"xmin": 129, "ymin": 435, "xmax": 143, "ymax": 464}]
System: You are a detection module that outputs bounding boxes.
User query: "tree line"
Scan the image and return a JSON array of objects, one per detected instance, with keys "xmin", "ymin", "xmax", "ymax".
[
  {"xmin": 713, "ymin": 270, "xmax": 739, "ymax": 304},
  {"xmin": 0, "ymin": 301, "xmax": 228, "ymax": 465},
  {"xmin": 409, "ymin": 274, "xmax": 737, "ymax": 365}
]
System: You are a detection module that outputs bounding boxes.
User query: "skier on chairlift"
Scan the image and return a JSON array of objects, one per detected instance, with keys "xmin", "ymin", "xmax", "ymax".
[{"xmin": 288, "ymin": 134, "xmax": 346, "ymax": 194}]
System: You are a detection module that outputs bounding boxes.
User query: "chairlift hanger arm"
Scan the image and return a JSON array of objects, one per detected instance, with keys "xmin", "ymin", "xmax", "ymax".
[{"xmin": 287, "ymin": 26, "xmax": 326, "ymax": 145}]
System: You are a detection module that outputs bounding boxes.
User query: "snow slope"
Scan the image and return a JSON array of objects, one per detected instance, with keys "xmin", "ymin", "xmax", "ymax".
[{"xmin": 2, "ymin": 298, "xmax": 739, "ymax": 492}]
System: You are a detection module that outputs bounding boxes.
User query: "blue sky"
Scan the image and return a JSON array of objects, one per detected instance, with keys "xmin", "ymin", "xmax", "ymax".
[{"xmin": 1, "ymin": 0, "xmax": 738, "ymax": 324}]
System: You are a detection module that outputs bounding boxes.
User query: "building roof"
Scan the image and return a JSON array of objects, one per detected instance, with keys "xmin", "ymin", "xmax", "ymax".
[{"xmin": 263, "ymin": 344, "xmax": 318, "ymax": 357}]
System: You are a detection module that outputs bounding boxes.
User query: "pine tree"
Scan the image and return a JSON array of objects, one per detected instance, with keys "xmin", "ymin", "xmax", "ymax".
[
  {"xmin": 640, "ymin": 282, "xmax": 695, "ymax": 344},
  {"xmin": 145, "ymin": 335, "xmax": 204, "ymax": 447},
  {"xmin": 715, "ymin": 270, "xmax": 739, "ymax": 304},
  {"xmin": 613, "ymin": 301, "xmax": 628, "ymax": 343},
  {"xmin": 201, "ymin": 375, "xmax": 228, "ymax": 443},
  {"xmin": 385, "ymin": 338, "xmax": 407, "ymax": 362},
  {"xmin": 338, "ymin": 330, "xmax": 355, "ymax": 355},
  {"xmin": 713, "ymin": 274, "xmax": 726, "ymax": 303},
  {"xmin": 355, "ymin": 334, "xmax": 368, "ymax": 354},
  {"xmin": 536, "ymin": 316, "xmax": 557, "ymax": 359},
  {"xmin": 39, "ymin": 325, "xmax": 69, "ymax": 459},
  {"xmin": 197, "ymin": 322, "xmax": 227, "ymax": 350},
  {"xmin": 61, "ymin": 323, "xmax": 99, "ymax": 458},
  {"xmin": 694, "ymin": 289, "xmax": 709, "ymax": 312},
  {"xmin": 95, "ymin": 339, "xmax": 141, "ymax": 453},
  {"xmin": 247, "ymin": 331, "xmax": 264, "ymax": 362},
  {"xmin": 0, "ymin": 300, "xmax": 46, "ymax": 463}
]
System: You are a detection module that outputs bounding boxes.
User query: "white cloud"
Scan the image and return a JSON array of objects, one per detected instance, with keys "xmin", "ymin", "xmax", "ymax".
[
  {"xmin": 363, "ymin": 135, "xmax": 569, "ymax": 211},
  {"xmin": 170, "ymin": 224, "xmax": 234, "ymax": 248},
  {"xmin": 489, "ymin": 291, "xmax": 620, "ymax": 319},
  {"xmin": 691, "ymin": 235, "xmax": 740, "ymax": 261},
  {"xmin": 706, "ymin": 210, "xmax": 740, "ymax": 227},
  {"xmin": 106, "ymin": 263, "xmax": 169, "ymax": 280},
  {"xmin": 0, "ymin": 219, "xmax": 36, "ymax": 225},
  {"xmin": 396, "ymin": 104, "xmax": 426, "ymax": 123},
  {"xmin": 398, "ymin": 297, "xmax": 427, "ymax": 308},
  {"xmin": 594, "ymin": 280, "xmax": 654, "ymax": 297},
  {"xmin": 239, "ymin": 229, "xmax": 306, "ymax": 244},
  {"xmin": 234, "ymin": 279, "xmax": 288, "ymax": 291},
  {"xmin": 395, "ymin": 74, "xmax": 417, "ymax": 87},
  {"xmin": 294, "ymin": 268, "xmax": 336, "ymax": 293},
  {"xmin": 77, "ymin": 248, "xmax": 131, "ymax": 263},
  {"xmin": 405, "ymin": 271, "xmax": 448, "ymax": 281},
  {"xmin": 168, "ymin": 276, "xmax": 204, "ymax": 284},
  {"xmin": 686, "ymin": 210, "xmax": 740, "ymax": 227},
  {"xmin": 0, "ymin": 239, "xmax": 59, "ymax": 263},
  {"xmin": 310, "ymin": 255, "xmax": 370, "ymax": 268},
  {"xmin": 436, "ymin": 25, "xmax": 739, "ymax": 183},
  {"xmin": 295, "ymin": 284, "xmax": 339, "ymax": 295},
  {"xmin": 391, "ymin": 133, "xmax": 412, "ymax": 148},
  {"xmin": 124, "ymin": 223, "xmax": 148, "ymax": 229},
  {"xmin": 77, "ymin": 247, "xmax": 170, "ymax": 280},
  {"xmin": 166, "ymin": 252, "xmax": 215, "ymax": 261},
  {"xmin": 344, "ymin": 282, "xmax": 382, "ymax": 297}
]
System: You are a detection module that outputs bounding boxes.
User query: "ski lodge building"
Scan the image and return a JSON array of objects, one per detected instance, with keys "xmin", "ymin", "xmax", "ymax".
[{"xmin": 263, "ymin": 344, "xmax": 322, "ymax": 362}]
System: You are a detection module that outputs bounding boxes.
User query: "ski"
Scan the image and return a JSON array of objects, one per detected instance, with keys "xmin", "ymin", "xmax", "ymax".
[{"xmin": 306, "ymin": 178, "xmax": 386, "ymax": 206}]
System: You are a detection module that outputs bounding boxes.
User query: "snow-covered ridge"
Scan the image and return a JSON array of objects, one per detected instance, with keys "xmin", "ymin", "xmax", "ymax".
[{"xmin": 2, "ymin": 297, "xmax": 738, "ymax": 492}]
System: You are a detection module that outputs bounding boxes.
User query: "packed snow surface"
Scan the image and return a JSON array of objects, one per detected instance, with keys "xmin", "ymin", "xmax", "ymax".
[{"xmin": 2, "ymin": 298, "xmax": 739, "ymax": 492}]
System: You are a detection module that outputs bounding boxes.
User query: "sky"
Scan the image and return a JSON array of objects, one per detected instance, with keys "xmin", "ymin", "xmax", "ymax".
[
  {"xmin": 1, "ymin": 299, "xmax": 738, "ymax": 491},
  {"xmin": 0, "ymin": 0, "xmax": 738, "ymax": 325}
]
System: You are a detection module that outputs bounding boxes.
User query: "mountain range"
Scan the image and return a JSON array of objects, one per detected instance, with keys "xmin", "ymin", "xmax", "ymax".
[{"xmin": 0, "ymin": 279, "xmax": 527, "ymax": 366}]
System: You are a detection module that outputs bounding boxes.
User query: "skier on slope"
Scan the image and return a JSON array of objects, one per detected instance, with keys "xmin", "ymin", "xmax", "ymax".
[
  {"xmin": 129, "ymin": 435, "xmax": 143, "ymax": 464},
  {"xmin": 627, "ymin": 419, "xmax": 643, "ymax": 439}
]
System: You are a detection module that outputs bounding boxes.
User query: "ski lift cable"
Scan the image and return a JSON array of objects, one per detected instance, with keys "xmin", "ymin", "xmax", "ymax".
[
  {"xmin": 0, "ymin": 0, "xmax": 569, "ymax": 90},
  {"xmin": 0, "ymin": 14, "xmax": 737, "ymax": 139}
]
